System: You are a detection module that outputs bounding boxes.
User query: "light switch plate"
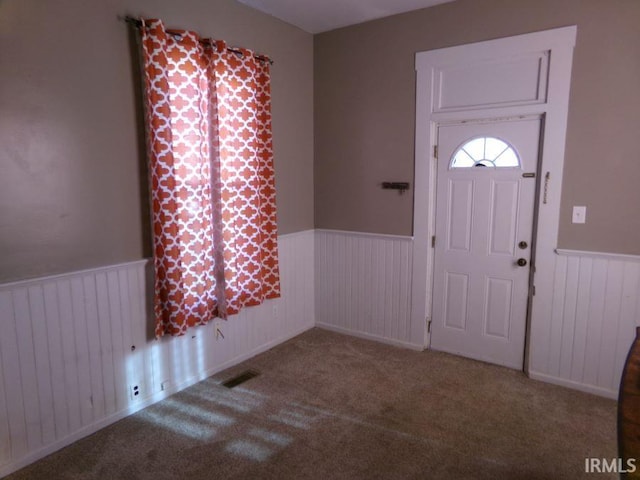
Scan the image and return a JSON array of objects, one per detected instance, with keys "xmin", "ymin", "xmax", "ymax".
[{"xmin": 572, "ymin": 206, "xmax": 586, "ymax": 224}]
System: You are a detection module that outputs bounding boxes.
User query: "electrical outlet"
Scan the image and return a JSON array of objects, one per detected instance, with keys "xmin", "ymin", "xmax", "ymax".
[
  {"xmin": 130, "ymin": 383, "xmax": 141, "ymax": 400},
  {"xmin": 572, "ymin": 205, "xmax": 586, "ymax": 224}
]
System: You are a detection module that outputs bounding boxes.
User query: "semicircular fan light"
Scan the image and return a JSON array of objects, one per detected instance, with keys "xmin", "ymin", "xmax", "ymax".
[{"xmin": 451, "ymin": 136, "xmax": 520, "ymax": 168}]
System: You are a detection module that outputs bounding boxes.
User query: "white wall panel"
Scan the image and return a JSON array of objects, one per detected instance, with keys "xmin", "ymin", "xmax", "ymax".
[
  {"xmin": 3, "ymin": 230, "xmax": 638, "ymax": 475},
  {"xmin": 0, "ymin": 291, "xmax": 27, "ymax": 462},
  {"xmin": 315, "ymin": 230, "xmax": 419, "ymax": 349},
  {"xmin": 0, "ymin": 231, "xmax": 314, "ymax": 477},
  {"xmin": 529, "ymin": 250, "xmax": 640, "ymax": 399},
  {"xmin": 315, "ymin": 232, "xmax": 639, "ymax": 398}
]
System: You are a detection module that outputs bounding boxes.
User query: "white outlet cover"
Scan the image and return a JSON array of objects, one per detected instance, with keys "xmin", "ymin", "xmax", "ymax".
[{"xmin": 130, "ymin": 383, "xmax": 142, "ymax": 400}]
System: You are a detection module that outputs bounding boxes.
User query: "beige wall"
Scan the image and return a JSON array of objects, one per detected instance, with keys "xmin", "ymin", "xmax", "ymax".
[
  {"xmin": 0, "ymin": 0, "xmax": 314, "ymax": 282},
  {"xmin": 3, "ymin": 0, "xmax": 639, "ymax": 284},
  {"xmin": 314, "ymin": 0, "xmax": 640, "ymax": 254}
]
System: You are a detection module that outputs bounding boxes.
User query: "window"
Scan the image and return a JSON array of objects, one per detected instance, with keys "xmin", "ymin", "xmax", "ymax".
[
  {"xmin": 451, "ymin": 136, "xmax": 520, "ymax": 168},
  {"xmin": 140, "ymin": 18, "xmax": 280, "ymax": 337}
]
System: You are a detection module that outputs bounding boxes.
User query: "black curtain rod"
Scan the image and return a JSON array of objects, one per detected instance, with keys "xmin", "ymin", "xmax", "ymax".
[{"xmin": 122, "ymin": 15, "xmax": 273, "ymax": 65}]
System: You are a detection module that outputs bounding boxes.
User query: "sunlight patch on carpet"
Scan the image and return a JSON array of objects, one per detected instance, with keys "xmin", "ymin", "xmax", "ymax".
[
  {"xmin": 163, "ymin": 397, "xmax": 236, "ymax": 427},
  {"xmin": 138, "ymin": 409, "xmax": 217, "ymax": 441},
  {"xmin": 268, "ymin": 409, "xmax": 315, "ymax": 429},
  {"xmin": 248, "ymin": 427, "xmax": 293, "ymax": 447},
  {"xmin": 225, "ymin": 440, "xmax": 273, "ymax": 462},
  {"xmin": 186, "ymin": 384, "xmax": 262, "ymax": 413}
]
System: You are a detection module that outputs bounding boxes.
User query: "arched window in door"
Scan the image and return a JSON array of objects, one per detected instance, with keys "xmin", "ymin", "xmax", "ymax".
[{"xmin": 451, "ymin": 136, "xmax": 520, "ymax": 168}]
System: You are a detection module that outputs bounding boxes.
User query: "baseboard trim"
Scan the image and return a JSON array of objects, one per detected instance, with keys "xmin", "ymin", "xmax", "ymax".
[
  {"xmin": 316, "ymin": 322, "xmax": 424, "ymax": 351},
  {"xmin": 527, "ymin": 370, "xmax": 618, "ymax": 400}
]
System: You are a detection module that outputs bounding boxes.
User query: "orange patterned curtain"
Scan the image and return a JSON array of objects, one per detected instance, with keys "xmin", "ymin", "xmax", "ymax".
[{"xmin": 140, "ymin": 19, "xmax": 280, "ymax": 338}]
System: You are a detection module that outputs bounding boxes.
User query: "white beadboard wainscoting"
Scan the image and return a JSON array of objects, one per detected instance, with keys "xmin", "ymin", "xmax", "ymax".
[
  {"xmin": 314, "ymin": 229, "xmax": 420, "ymax": 349},
  {"xmin": 2, "ymin": 227, "xmax": 639, "ymax": 475},
  {"xmin": 0, "ymin": 230, "xmax": 314, "ymax": 477},
  {"xmin": 529, "ymin": 249, "xmax": 640, "ymax": 399},
  {"xmin": 314, "ymin": 230, "xmax": 640, "ymax": 399}
]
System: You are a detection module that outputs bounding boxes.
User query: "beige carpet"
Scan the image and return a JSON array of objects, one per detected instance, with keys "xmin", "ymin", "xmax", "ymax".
[{"xmin": 6, "ymin": 328, "xmax": 617, "ymax": 479}]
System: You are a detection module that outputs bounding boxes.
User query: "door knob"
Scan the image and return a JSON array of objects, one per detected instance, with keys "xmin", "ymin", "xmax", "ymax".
[
  {"xmin": 517, "ymin": 258, "xmax": 527, "ymax": 267},
  {"xmin": 518, "ymin": 241, "xmax": 528, "ymax": 249}
]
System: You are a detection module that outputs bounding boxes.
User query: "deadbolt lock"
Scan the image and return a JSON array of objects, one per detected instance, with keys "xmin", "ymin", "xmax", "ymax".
[{"xmin": 518, "ymin": 241, "xmax": 528, "ymax": 249}]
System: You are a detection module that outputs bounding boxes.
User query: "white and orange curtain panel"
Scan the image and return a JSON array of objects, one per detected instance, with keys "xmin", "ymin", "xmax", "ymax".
[{"xmin": 140, "ymin": 18, "xmax": 280, "ymax": 338}]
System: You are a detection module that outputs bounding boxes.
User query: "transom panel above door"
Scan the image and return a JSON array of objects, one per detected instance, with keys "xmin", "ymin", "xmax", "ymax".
[
  {"xmin": 430, "ymin": 117, "xmax": 541, "ymax": 369},
  {"xmin": 432, "ymin": 51, "xmax": 549, "ymax": 113}
]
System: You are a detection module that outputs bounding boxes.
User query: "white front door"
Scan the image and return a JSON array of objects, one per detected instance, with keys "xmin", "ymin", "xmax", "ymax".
[{"xmin": 430, "ymin": 117, "xmax": 541, "ymax": 369}]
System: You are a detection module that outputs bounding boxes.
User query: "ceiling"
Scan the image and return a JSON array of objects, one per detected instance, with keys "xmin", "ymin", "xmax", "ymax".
[{"xmin": 237, "ymin": 0, "xmax": 457, "ymax": 34}]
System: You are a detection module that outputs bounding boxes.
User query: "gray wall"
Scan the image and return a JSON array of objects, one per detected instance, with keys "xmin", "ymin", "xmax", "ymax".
[
  {"xmin": 314, "ymin": 0, "xmax": 640, "ymax": 254},
  {"xmin": 0, "ymin": 0, "xmax": 314, "ymax": 282}
]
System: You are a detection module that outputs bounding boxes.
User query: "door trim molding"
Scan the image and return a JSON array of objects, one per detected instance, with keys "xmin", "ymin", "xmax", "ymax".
[{"xmin": 410, "ymin": 26, "xmax": 577, "ymax": 359}]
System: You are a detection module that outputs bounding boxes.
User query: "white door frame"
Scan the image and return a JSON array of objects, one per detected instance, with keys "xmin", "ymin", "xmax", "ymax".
[{"xmin": 410, "ymin": 27, "xmax": 577, "ymax": 373}]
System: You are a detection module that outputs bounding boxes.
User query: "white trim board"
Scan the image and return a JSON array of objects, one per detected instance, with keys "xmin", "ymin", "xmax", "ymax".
[
  {"xmin": 315, "ymin": 228, "xmax": 414, "ymax": 242},
  {"xmin": 0, "ymin": 259, "xmax": 150, "ymax": 290},
  {"xmin": 528, "ymin": 371, "xmax": 618, "ymax": 400},
  {"xmin": 0, "ymin": 230, "xmax": 314, "ymax": 290},
  {"xmin": 316, "ymin": 323, "xmax": 424, "ymax": 351},
  {"xmin": 556, "ymin": 248, "xmax": 640, "ymax": 262}
]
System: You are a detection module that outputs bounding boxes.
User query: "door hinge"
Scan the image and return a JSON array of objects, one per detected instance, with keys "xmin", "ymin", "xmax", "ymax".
[
  {"xmin": 532, "ymin": 285, "xmax": 536, "ymax": 296},
  {"xmin": 431, "ymin": 236, "xmax": 436, "ymax": 248},
  {"xmin": 433, "ymin": 145, "xmax": 438, "ymax": 159},
  {"xmin": 427, "ymin": 318, "xmax": 432, "ymax": 333}
]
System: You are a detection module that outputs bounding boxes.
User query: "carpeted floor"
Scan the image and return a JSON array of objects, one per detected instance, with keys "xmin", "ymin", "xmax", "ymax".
[{"xmin": 6, "ymin": 328, "xmax": 617, "ymax": 479}]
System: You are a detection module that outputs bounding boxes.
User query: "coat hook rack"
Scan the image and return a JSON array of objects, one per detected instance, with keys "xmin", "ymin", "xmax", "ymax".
[{"xmin": 381, "ymin": 182, "xmax": 410, "ymax": 195}]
